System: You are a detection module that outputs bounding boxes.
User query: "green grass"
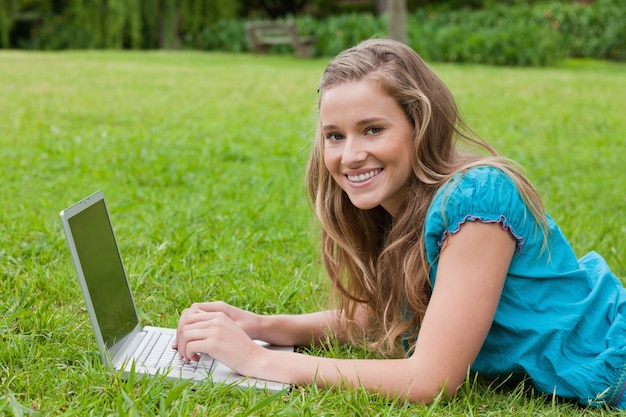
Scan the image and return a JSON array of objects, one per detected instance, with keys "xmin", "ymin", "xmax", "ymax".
[{"xmin": 0, "ymin": 50, "xmax": 625, "ymax": 416}]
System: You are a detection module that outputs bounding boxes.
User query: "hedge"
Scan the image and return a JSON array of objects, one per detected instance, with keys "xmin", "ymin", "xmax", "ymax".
[{"xmin": 14, "ymin": 0, "xmax": 626, "ymax": 67}]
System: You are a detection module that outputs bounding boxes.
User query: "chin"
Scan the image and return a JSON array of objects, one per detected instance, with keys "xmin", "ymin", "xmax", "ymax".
[{"xmin": 347, "ymin": 199, "xmax": 380, "ymax": 211}]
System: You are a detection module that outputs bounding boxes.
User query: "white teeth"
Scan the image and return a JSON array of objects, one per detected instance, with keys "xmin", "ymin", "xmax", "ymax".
[{"xmin": 348, "ymin": 169, "xmax": 381, "ymax": 183}]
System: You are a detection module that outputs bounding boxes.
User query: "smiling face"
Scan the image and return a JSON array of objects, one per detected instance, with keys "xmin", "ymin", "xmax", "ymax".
[{"xmin": 321, "ymin": 79, "xmax": 415, "ymax": 217}]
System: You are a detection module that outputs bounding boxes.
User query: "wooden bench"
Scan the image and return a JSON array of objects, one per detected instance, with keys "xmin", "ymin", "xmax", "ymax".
[{"xmin": 245, "ymin": 21, "xmax": 316, "ymax": 58}]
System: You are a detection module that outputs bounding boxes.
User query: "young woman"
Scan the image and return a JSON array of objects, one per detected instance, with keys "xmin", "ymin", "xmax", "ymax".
[{"xmin": 173, "ymin": 39, "xmax": 626, "ymax": 408}]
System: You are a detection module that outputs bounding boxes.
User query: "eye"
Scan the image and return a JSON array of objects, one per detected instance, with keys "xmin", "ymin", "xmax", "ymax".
[
  {"xmin": 365, "ymin": 126, "xmax": 383, "ymax": 135},
  {"xmin": 325, "ymin": 132, "xmax": 344, "ymax": 142}
]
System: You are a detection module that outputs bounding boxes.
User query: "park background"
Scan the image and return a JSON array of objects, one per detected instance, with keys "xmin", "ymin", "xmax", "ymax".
[
  {"xmin": 1, "ymin": 0, "xmax": 625, "ymax": 65},
  {"xmin": 1, "ymin": 0, "xmax": 626, "ymax": 415}
]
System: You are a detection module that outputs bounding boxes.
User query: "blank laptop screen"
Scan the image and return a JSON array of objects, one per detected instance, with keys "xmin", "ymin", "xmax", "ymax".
[{"xmin": 68, "ymin": 199, "xmax": 138, "ymax": 349}]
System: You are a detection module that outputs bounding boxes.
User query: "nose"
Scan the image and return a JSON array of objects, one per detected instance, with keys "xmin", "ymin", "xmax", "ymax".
[{"xmin": 341, "ymin": 135, "xmax": 367, "ymax": 167}]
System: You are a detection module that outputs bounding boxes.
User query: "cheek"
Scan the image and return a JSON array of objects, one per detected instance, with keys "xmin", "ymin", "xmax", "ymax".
[
  {"xmin": 401, "ymin": 152, "xmax": 414, "ymax": 176},
  {"xmin": 323, "ymin": 147, "xmax": 340, "ymax": 173},
  {"xmin": 400, "ymin": 136, "xmax": 415, "ymax": 176}
]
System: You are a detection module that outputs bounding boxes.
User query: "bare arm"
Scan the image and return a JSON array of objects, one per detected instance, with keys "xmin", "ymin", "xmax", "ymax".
[
  {"xmin": 176, "ymin": 300, "xmax": 366, "ymax": 348},
  {"xmin": 176, "ymin": 221, "xmax": 515, "ymax": 403},
  {"xmin": 258, "ymin": 310, "xmax": 343, "ymax": 347},
  {"xmin": 258, "ymin": 303, "xmax": 370, "ymax": 346}
]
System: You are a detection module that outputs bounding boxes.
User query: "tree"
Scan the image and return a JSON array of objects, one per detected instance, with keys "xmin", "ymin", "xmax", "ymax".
[
  {"xmin": 387, "ymin": 0, "xmax": 407, "ymax": 44},
  {"xmin": 0, "ymin": 1, "xmax": 18, "ymax": 47}
]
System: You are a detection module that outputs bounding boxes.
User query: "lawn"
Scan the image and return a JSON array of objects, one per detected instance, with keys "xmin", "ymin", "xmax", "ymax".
[{"xmin": 0, "ymin": 50, "xmax": 625, "ymax": 416}]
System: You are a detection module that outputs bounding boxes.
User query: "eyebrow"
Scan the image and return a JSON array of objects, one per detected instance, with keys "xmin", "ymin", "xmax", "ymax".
[{"xmin": 321, "ymin": 117, "xmax": 388, "ymax": 131}]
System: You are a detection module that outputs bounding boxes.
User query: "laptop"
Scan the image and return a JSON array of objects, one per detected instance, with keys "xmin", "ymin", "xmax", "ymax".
[{"xmin": 60, "ymin": 190, "xmax": 293, "ymax": 392}]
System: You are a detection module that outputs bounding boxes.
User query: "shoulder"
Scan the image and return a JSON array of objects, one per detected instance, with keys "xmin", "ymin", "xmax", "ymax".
[
  {"xmin": 425, "ymin": 165, "xmax": 533, "ymax": 262},
  {"xmin": 441, "ymin": 165, "xmax": 518, "ymax": 201},
  {"xmin": 431, "ymin": 165, "xmax": 525, "ymax": 220}
]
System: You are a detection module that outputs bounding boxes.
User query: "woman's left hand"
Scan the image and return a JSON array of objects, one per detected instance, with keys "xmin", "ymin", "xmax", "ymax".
[{"xmin": 174, "ymin": 309, "xmax": 263, "ymax": 375}]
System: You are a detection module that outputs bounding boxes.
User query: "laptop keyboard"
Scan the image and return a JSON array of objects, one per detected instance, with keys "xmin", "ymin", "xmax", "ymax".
[{"xmin": 137, "ymin": 332, "xmax": 205, "ymax": 373}]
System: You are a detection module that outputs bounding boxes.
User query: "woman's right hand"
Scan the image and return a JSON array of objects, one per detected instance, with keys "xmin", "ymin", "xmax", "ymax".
[
  {"xmin": 174, "ymin": 303, "xmax": 343, "ymax": 348},
  {"xmin": 175, "ymin": 301, "xmax": 264, "ymax": 341}
]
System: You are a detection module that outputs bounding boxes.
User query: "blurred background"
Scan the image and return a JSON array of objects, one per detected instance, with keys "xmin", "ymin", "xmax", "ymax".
[{"xmin": 0, "ymin": 0, "xmax": 624, "ymax": 66}]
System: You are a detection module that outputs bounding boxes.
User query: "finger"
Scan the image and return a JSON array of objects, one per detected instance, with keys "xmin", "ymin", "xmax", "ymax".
[
  {"xmin": 184, "ymin": 343, "xmax": 202, "ymax": 363},
  {"xmin": 179, "ymin": 329, "xmax": 215, "ymax": 361},
  {"xmin": 176, "ymin": 313, "xmax": 219, "ymax": 360},
  {"xmin": 173, "ymin": 312, "xmax": 188, "ymax": 349},
  {"xmin": 190, "ymin": 301, "xmax": 220, "ymax": 312},
  {"xmin": 184, "ymin": 311, "xmax": 231, "ymax": 328},
  {"xmin": 174, "ymin": 309, "xmax": 231, "ymax": 352},
  {"xmin": 174, "ymin": 311, "xmax": 215, "ymax": 348}
]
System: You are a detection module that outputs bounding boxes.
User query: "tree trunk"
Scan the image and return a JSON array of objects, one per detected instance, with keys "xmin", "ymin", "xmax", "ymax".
[
  {"xmin": 387, "ymin": 0, "xmax": 407, "ymax": 44},
  {"xmin": 159, "ymin": 0, "xmax": 180, "ymax": 49},
  {"xmin": 377, "ymin": 0, "xmax": 386, "ymax": 15}
]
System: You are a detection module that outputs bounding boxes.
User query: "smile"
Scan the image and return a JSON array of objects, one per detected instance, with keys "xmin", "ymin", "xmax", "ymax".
[{"xmin": 347, "ymin": 169, "xmax": 382, "ymax": 183}]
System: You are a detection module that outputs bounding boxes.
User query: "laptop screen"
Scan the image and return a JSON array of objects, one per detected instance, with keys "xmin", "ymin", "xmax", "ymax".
[{"xmin": 66, "ymin": 197, "xmax": 139, "ymax": 350}]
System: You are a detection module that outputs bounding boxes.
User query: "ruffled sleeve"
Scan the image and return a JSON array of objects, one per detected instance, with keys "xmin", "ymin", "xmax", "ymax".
[{"xmin": 424, "ymin": 166, "xmax": 535, "ymax": 268}]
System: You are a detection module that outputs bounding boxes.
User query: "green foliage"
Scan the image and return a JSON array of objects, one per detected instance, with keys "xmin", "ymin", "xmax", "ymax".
[
  {"xmin": 300, "ymin": 5, "xmax": 568, "ymax": 66},
  {"xmin": 178, "ymin": 0, "xmax": 240, "ymax": 49},
  {"xmin": 182, "ymin": 18, "xmax": 248, "ymax": 52},
  {"xmin": 22, "ymin": 13, "xmax": 92, "ymax": 49},
  {"xmin": 309, "ymin": 12, "xmax": 386, "ymax": 57},
  {"xmin": 409, "ymin": 0, "xmax": 626, "ymax": 65},
  {"xmin": 0, "ymin": 0, "xmax": 18, "ymax": 47},
  {"xmin": 180, "ymin": 0, "xmax": 239, "ymax": 31},
  {"xmin": 409, "ymin": 5, "xmax": 568, "ymax": 66},
  {"xmin": 5, "ymin": 0, "xmax": 626, "ymax": 66},
  {"xmin": 20, "ymin": 0, "xmax": 240, "ymax": 50},
  {"xmin": 303, "ymin": 0, "xmax": 625, "ymax": 66},
  {"xmin": 20, "ymin": 0, "xmax": 144, "ymax": 49},
  {"xmin": 538, "ymin": 0, "xmax": 626, "ymax": 61}
]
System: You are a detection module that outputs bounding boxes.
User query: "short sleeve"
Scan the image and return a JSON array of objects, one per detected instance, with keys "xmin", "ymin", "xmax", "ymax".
[{"xmin": 424, "ymin": 166, "xmax": 535, "ymax": 267}]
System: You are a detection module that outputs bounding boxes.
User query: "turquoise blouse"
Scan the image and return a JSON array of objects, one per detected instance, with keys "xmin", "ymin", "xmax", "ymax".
[{"xmin": 423, "ymin": 166, "xmax": 626, "ymax": 408}]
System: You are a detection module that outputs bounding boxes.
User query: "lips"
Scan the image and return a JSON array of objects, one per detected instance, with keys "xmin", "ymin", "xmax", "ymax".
[{"xmin": 346, "ymin": 169, "xmax": 382, "ymax": 183}]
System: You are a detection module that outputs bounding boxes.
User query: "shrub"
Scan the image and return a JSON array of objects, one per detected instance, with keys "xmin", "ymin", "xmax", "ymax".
[
  {"xmin": 408, "ymin": 6, "xmax": 567, "ymax": 66},
  {"xmin": 12, "ymin": 0, "xmax": 626, "ymax": 66},
  {"xmin": 538, "ymin": 0, "xmax": 626, "ymax": 61},
  {"xmin": 22, "ymin": 14, "xmax": 94, "ymax": 50},
  {"xmin": 183, "ymin": 19, "xmax": 248, "ymax": 52},
  {"xmin": 311, "ymin": 12, "xmax": 386, "ymax": 57}
]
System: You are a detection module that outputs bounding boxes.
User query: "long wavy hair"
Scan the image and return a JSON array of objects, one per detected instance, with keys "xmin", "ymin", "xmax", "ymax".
[{"xmin": 306, "ymin": 38, "xmax": 547, "ymax": 357}]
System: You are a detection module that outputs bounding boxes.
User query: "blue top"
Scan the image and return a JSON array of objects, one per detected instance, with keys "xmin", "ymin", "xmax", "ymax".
[{"xmin": 423, "ymin": 166, "xmax": 626, "ymax": 408}]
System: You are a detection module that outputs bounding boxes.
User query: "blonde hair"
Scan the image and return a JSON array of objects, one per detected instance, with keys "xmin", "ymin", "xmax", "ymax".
[{"xmin": 306, "ymin": 38, "xmax": 547, "ymax": 357}]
